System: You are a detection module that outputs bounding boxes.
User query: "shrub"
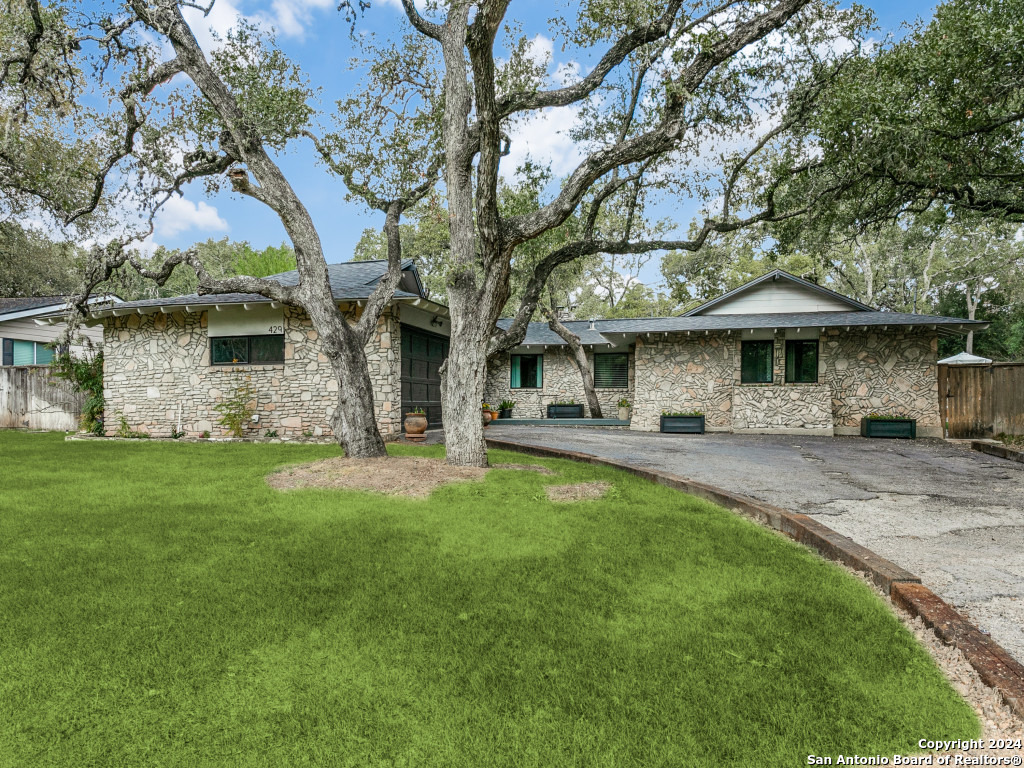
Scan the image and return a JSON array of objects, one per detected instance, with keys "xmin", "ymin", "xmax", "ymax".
[
  {"xmin": 50, "ymin": 344, "xmax": 104, "ymax": 435},
  {"xmin": 214, "ymin": 377, "xmax": 256, "ymax": 438}
]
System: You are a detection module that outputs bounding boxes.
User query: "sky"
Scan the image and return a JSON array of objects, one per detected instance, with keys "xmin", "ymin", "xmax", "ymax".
[{"xmin": 129, "ymin": 0, "xmax": 941, "ymax": 288}]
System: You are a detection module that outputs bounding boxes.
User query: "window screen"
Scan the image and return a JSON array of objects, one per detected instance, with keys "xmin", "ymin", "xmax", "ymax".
[
  {"xmin": 211, "ymin": 335, "xmax": 284, "ymax": 365},
  {"xmin": 785, "ymin": 340, "xmax": 818, "ymax": 383},
  {"xmin": 741, "ymin": 340, "xmax": 773, "ymax": 384},
  {"xmin": 594, "ymin": 353, "xmax": 628, "ymax": 388},
  {"xmin": 510, "ymin": 354, "xmax": 543, "ymax": 388}
]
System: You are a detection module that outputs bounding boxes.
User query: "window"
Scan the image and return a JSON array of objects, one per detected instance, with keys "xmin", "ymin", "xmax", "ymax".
[
  {"xmin": 785, "ymin": 340, "xmax": 818, "ymax": 383},
  {"xmin": 510, "ymin": 354, "xmax": 543, "ymax": 389},
  {"xmin": 1, "ymin": 339, "xmax": 54, "ymax": 366},
  {"xmin": 210, "ymin": 335, "xmax": 284, "ymax": 365},
  {"xmin": 740, "ymin": 340, "xmax": 773, "ymax": 384},
  {"xmin": 594, "ymin": 353, "xmax": 628, "ymax": 388}
]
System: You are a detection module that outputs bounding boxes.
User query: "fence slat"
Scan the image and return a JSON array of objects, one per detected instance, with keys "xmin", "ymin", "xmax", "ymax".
[
  {"xmin": 0, "ymin": 366, "xmax": 84, "ymax": 431},
  {"xmin": 939, "ymin": 362, "xmax": 1024, "ymax": 438}
]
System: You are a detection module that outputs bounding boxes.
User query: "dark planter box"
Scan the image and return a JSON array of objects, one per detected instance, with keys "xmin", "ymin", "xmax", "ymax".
[
  {"xmin": 860, "ymin": 418, "xmax": 916, "ymax": 439},
  {"xmin": 660, "ymin": 415, "xmax": 705, "ymax": 434},
  {"xmin": 547, "ymin": 404, "xmax": 584, "ymax": 419},
  {"xmin": 498, "ymin": 408, "xmax": 512, "ymax": 419}
]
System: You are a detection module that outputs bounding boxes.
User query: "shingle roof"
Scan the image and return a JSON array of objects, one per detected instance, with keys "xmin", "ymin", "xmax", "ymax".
[
  {"xmin": 0, "ymin": 296, "xmax": 72, "ymax": 315},
  {"xmin": 503, "ymin": 310, "xmax": 986, "ymax": 347},
  {"xmin": 107, "ymin": 260, "xmax": 424, "ymax": 311}
]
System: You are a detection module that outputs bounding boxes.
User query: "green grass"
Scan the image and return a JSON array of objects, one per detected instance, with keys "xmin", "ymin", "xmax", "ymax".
[{"xmin": 0, "ymin": 432, "xmax": 976, "ymax": 767}]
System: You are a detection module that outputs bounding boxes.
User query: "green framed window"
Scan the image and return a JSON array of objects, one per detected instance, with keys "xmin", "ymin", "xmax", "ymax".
[
  {"xmin": 510, "ymin": 354, "xmax": 543, "ymax": 389},
  {"xmin": 741, "ymin": 340, "xmax": 773, "ymax": 384},
  {"xmin": 210, "ymin": 335, "xmax": 284, "ymax": 365},
  {"xmin": 1, "ymin": 339, "xmax": 55, "ymax": 366},
  {"xmin": 594, "ymin": 353, "xmax": 628, "ymax": 388},
  {"xmin": 785, "ymin": 339, "xmax": 818, "ymax": 383}
]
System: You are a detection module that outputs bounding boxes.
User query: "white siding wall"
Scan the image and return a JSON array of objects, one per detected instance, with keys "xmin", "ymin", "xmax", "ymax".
[
  {"xmin": 0, "ymin": 317, "xmax": 104, "ymax": 355},
  {"xmin": 700, "ymin": 282, "xmax": 857, "ymax": 315}
]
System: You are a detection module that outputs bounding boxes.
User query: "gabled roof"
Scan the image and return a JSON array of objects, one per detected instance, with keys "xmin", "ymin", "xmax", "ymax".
[
  {"xmin": 938, "ymin": 352, "xmax": 993, "ymax": 364},
  {"xmin": 96, "ymin": 259, "xmax": 432, "ymax": 313},
  {"xmin": 0, "ymin": 294, "xmax": 121, "ymax": 322},
  {"xmin": 681, "ymin": 269, "xmax": 874, "ymax": 316}
]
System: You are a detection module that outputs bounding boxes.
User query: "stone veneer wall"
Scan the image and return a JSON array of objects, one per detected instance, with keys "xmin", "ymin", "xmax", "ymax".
[
  {"xmin": 103, "ymin": 305, "xmax": 402, "ymax": 438},
  {"xmin": 484, "ymin": 347, "xmax": 634, "ymax": 418},
  {"xmin": 630, "ymin": 332, "xmax": 737, "ymax": 432},
  {"xmin": 630, "ymin": 327, "xmax": 940, "ymax": 436},
  {"xmin": 732, "ymin": 385, "xmax": 833, "ymax": 433},
  {"xmin": 821, "ymin": 328, "xmax": 940, "ymax": 435}
]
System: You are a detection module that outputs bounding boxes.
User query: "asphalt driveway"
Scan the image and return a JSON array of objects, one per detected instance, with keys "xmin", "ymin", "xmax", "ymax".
[{"xmin": 489, "ymin": 426, "xmax": 1024, "ymax": 663}]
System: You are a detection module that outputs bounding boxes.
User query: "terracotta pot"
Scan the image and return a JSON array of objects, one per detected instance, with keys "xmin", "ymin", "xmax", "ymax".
[
  {"xmin": 482, "ymin": 410, "xmax": 493, "ymax": 427},
  {"xmin": 489, "ymin": 409, "xmax": 500, "ymax": 421},
  {"xmin": 404, "ymin": 413, "xmax": 428, "ymax": 436}
]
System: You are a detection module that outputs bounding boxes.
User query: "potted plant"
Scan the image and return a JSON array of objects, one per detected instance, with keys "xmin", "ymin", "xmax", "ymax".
[
  {"xmin": 481, "ymin": 403, "xmax": 493, "ymax": 427},
  {"xmin": 660, "ymin": 410, "xmax": 705, "ymax": 434},
  {"xmin": 617, "ymin": 398, "xmax": 632, "ymax": 421},
  {"xmin": 498, "ymin": 399, "xmax": 516, "ymax": 419},
  {"xmin": 404, "ymin": 407, "xmax": 428, "ymax": 438},
  {"xmin": 547, "ymin": 399, "xmax": 584, "ymax": 418},
  {"xmin": 860, "ymin": 412, "xmax": 917, "ymax": 439}
]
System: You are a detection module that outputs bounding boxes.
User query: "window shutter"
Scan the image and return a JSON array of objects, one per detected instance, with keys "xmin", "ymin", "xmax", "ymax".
[
  {"xmin": 2, "ymin": 339, "xmax": 12, "ymax": 366},
  {"xmin": 534, "ymin": 356, "xmax": 543, "ymax": 388},
  {"xmin": 34, "ymin": 343, "xmax": 55, "ymax": 365},
  {"xmin": 510, "ymin": 355, "xmax": 521, "ymax": 388},
  {"xmin": 594, "ymin": 354, "xmax": 628, "ymax": 388},
  {"xmin": 12, "ymin": 340, "xmax": 35, "ymax": 366}
]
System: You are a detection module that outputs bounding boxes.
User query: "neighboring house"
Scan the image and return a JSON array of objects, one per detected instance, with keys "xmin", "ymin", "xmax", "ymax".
[
  {"xmin": 89, "ymin": 265, "xmax": 985, "ymax": 440},
  {"xmin": 484, "ymin": 270, "xmax": 987, "ymax": 437},
  {"xmin": 1, "ymin": 295, "xmax": 115, "ymax": 366},
  {"xmin": 86, "ymin": 260, "xmax": 450, "ymax": 438}
]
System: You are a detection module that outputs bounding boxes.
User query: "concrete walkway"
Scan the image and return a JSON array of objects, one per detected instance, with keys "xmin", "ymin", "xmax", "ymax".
[{"xmin": 487, "ymin": 426, "xmax": 1024, "ymax": 663}]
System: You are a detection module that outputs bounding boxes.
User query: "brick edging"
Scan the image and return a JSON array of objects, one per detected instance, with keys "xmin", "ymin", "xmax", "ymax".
[
  {"xmin": 972, "ymin": 441, "xmax": 1024, "ymax": 465},
  {"xmin": 486, "ymin": 436, "xmax": 1024, "ymax": 717}
]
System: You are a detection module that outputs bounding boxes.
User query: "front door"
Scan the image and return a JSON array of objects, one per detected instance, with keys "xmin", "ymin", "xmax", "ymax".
[{"xmin": 400, "ymin": 325, "xmax": 449, "ymax": 429}]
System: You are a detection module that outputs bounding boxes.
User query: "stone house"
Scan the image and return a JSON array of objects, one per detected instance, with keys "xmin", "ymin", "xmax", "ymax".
[
  {"xmin": 484, "ymin": 270, "xmax": 986, "ymax": 438},
  {"xmin": 88, "ymin": 260, "xmax": 451, "ymax": 438},
  {"xmin": 93, "ymin": 264, "xmax": 984, "ymax": 440}
]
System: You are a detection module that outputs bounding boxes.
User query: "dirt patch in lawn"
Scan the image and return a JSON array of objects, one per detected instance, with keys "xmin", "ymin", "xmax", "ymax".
[
  {"xmin": 545, "ymin": 482, "xmax": 612, "ymax": 502},
  {"xmin": 491, "ymin": 463, "xmax": 556, "ymax": 475},
  {"xmin": 267, "ymin": 456, "xmax": 488, "ymax": 497}
]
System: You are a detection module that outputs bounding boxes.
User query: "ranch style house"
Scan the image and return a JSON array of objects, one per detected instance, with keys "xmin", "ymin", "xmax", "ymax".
[{"xmin": 84, "ymin": 262, "xmax": 985, "ymax": 439}]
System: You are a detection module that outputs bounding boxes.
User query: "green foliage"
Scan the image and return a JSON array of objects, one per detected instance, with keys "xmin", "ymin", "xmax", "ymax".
[
  {"xmin": 0, "ymin": 433, "xmax": 979, "ymax": 764},
  {"xmin": 213, "ymin": 377, "xmax": 256, "ymax": 438},
  {"xmin": 232, "ymin": 242, "xmax": 297, "ymax": 278},
  {"xmin": 50, "ymin": 345, "xmax": 104, "ymax": 434},
  {"xmin": 661, "ymin": 410, "xmax": 704, "ymax": 417},
  {"xmin": 498, "ymin": 400, "xmax": 517, "ymax": 411},
  {"xmin": 790, "ymin": 0, "xmax": 1024, "ymax": 229},
  {"xmin": 550, "ymin": 399, "xmax": 578, "ymax": 406},
  {"xmin": 0, "ymin": 222, "xmax": 85, "ymax": 296},
  {"xmin": 264, "ymin": 429, "xmax": 278, "ymax": 438},
  {"xmin": 115, "ymin": 414, "xmax": 149, "ymax": 439},
  {"xmin": 616, "ymin": 398, "xmax": 631, "ymax": 409},
  {"xmin": 865, "ymin": 413, "xmax": 914, "ymax": 421}
]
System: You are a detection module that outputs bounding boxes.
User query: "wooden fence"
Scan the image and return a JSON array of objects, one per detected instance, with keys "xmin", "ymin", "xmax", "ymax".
[
  {"xmin": 0, "ymin": 366, "xmax": 85, "ymax": 431},
  {"xmin": 938, "ymin": 362, "xmax": 1024, "ymax": 439}
]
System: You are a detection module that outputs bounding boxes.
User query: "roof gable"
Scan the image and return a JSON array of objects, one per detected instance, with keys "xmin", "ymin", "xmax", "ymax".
[{"xmin": 682, "ymin": 270, "xmax": 872, "ymax": 316}]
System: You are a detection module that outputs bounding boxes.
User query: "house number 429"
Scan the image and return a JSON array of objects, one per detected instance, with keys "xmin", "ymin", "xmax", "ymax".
[{"xmin": 268, "ymin": 325, "xmax": 283, "ymax": 334}]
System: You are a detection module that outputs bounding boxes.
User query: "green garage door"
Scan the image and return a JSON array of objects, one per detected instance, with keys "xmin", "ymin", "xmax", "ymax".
[{"xmin": 400, "ymin": 325, "xmax": 449, "ymax": 429}]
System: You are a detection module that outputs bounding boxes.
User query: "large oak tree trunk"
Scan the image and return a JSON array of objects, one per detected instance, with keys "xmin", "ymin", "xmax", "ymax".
[
  {"xmin": 328, "ymin": 329, "xmax": 388, "ymax": 457},
  {"xmin": 440, "ymin": 306, "xmax": 491, "ymax": 467}
]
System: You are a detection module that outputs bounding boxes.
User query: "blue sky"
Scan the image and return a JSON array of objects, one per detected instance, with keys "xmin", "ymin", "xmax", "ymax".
[{"xmin": 146, "ymin": 0, "xmax": 940, "ymax": 286}]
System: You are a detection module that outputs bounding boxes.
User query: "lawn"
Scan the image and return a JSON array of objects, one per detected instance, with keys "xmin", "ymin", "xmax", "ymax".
[{"xmin": 0, "ymin": 431, "xmax": 977, "ymax": 766}]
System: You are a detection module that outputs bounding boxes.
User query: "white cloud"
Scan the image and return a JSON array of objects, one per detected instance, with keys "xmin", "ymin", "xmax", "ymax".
[
  {"xmin": 502, "ymin": 105, "xmax": 585, "ymax": 180},
  {"xmin": 524, "ymin": 34, "xmax": 553, "ymax": 67},
  {"xmin": 181, "ymin": 0, "xmax": 251, "ymax": 52},
  {"xmin": 155, "ymin": 197, "xmax": 229, "ymax": 239},
  {"xmin": 262, "ymin": 0, "xmax": 335, "ymax": 39}
]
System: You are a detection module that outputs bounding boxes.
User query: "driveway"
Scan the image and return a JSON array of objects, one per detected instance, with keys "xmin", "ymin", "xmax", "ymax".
[{"xmin": 489, "ymin": 426, "xmax": 1024, "ymax": 663}]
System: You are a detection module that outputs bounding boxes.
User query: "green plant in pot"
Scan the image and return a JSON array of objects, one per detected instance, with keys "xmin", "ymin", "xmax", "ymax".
[
  {"xmin": 498, "ymin": 399, "xmax": 516, "ymax": 419},
  {"xmin": 617, "ymin": 398, "xmax": 631, "ymax": 421}
]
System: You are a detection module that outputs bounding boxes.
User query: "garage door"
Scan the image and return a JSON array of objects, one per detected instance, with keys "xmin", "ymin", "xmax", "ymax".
[{"xmin": 400, "ymin": 325, "xmax": 449, "ymax": 428}]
